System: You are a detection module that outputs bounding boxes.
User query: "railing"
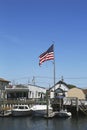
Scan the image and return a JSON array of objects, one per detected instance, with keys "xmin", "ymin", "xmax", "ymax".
[
  {"xmin": 0, "ymin": 97, "xmax": 87, "ymax": 111},
  {"xmin": 0, "ymin": 98, "xmax": 47, "ymax": 110}
]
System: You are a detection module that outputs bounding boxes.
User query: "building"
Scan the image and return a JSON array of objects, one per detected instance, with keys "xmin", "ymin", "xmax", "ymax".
[
  {"xmin": 5, "ymin": 80, "xmax": 71, "ymax": 100},
  {"xmin": 0, "ymin": 78, "xmax": 10, "ymax": 99},
  {"xmin": 5, "ymin": 84, "xmax": 46, "ymax": 100},
  {"xmin": 0, "ymin": 78, "xmax": 10, "ymax": 90},
  {"xmin": 0, "ymin": 77, "xmax": 46, "ymax": 100},
  {"xmin": 49, "ymin": 80, "xmax": 69, "ymax": 98}
]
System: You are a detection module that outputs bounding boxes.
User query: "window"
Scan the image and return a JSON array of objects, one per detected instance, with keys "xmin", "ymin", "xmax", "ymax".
[
  {"xmin": 19, "ymin": 106, "xmax": 24, "ymax": 109},
  {"xmin": 25, "ymin": 106, "xmax": 28, "ymax": 109},
  {"xmin": 38, "ymin": 92, "xmax": 41, "ymax": 96}
]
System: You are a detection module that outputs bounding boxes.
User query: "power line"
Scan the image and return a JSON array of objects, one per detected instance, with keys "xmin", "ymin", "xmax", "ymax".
[{"xmin": 64, "ymin": 77, "xmax": 87, "ymax": 80}]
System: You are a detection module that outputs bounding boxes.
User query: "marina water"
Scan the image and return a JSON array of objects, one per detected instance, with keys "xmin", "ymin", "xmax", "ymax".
[{"xmin": 0, "ymin": 116, "xmax": 87, "ymax": 130}]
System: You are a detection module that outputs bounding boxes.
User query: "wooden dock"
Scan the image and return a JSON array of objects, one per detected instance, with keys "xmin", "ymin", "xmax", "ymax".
[{"xmin": 0, "ymin": 97, "xmax": 87, "ymax": 117}]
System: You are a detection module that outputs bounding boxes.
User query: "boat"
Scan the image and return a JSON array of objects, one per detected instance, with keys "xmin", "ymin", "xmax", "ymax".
[
  {"xmin": 56, "ymin": 109, "xmax": 72, "ymax": 118},
  {"xmin": 44, "ymin": 111, "xmax": 56, "ymax": 119},
  {"xmin": 0, "ymin": 110, "xmax": 12, "ymax": 117},
  {"xmin": 55, "ymin": 95, "xmax": 72, "ymax": 118},
  {"xmin": 11, "ymin": 104, "xmax": 31, "ymax": 116},
  {"xmin": 30, "ymin": 104, "xmax": 53, "ymax": 117}
]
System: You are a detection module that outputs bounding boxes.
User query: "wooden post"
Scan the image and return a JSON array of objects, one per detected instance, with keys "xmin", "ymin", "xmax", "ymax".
[
  {"xmin": 76, "ymin": 98, "xmax": 79, "ymax": 116},
  {"xmin": 46, "ymin": 90, "xmax": 51, "ymax": 118},
  {"xmin": 46, "ymin": 90, "xmax": 49, "ymax": 117}
]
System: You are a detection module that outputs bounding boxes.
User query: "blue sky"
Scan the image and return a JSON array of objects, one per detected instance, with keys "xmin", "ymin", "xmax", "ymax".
[{"xmin": 0, "ymin": 0, "xmax": 87, "ymax": 88}]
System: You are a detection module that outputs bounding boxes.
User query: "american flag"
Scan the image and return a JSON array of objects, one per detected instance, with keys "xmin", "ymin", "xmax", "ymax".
[{"xmin": 39, "ymin": 44, "xmax": 54, "ymax": 65}]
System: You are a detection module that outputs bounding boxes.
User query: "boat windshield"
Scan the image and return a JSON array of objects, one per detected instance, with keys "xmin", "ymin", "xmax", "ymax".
[
  {"xmin": 13, "ymin": 105, "xmax": 29, "ymax": 109},
  {"xmin": 13, "ymin": 106, "xmax": 18, "ymax": 109},
  {"xmin": 19, "ymin": 106, "xmax": 25, "ymax": 109},
  {"xmin": 25, "ymin": 106, "xmax": 28, "ymax": 109}
]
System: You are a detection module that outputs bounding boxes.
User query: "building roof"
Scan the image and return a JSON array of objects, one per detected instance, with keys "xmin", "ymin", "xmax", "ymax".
[
  {"xmin": 0, "ymin": 78, "xmax": 10, "ymax": 83},
  {"xmin": 56, "ymin": 80, "xmax": 68, "ymax": 87},
  {"xmin": 28, "ymin": 83, "xmax": 46, "ymax": 90},
  {"xmin": 49, "ymin": 80, "xmax": 69, "ymax": 90}
]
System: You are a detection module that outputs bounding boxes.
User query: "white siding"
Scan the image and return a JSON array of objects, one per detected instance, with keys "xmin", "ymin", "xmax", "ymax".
[
  {"xmin": 27, "ymin": 85, "xmax": 46, "ymax": 98},
  {"xmin": 50, "ymin": 82, "xmax": 69, "ymax": 98}
]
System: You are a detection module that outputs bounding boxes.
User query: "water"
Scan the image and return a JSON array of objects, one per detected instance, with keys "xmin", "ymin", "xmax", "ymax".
[{"xmin": 0, "ymin": 116, "xmax": 87, "ymax": 130}]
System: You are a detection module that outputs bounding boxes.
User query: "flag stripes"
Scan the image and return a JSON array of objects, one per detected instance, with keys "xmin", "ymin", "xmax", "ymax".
[{"xmin": 39, "ymin": 44, "xmax": 54, "ymax": 65}]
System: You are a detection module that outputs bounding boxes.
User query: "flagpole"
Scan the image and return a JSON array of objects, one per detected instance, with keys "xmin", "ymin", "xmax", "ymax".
[{"xmin": 53, "ymin": 44, "xmax": 56, "ymax": 98}]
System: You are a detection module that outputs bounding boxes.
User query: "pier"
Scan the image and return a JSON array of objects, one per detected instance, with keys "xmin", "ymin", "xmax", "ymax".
[
  {"xmin": 51, "ymin": 97, "xmax": 87, "ymax": 116},
  {"xmin": 0, "ymin": 97, "xmax": 87, "ymax": 117}
]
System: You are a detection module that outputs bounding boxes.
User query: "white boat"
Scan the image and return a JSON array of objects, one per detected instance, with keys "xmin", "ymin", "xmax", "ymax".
[
  {"xmin": 55, "ymin": 95, "xmax": 72, "ymax": 118},
  {"xmin": 12, "ymin": 104, "xmax": 31, "ymax": 116},
  {"xmin": 31, "ymin": 104, "xmax": 53, "ymax": 117},
  {"xmin": 57, "ymin": 109, "xmax": 72, "ymax": 118},
  {"xmin": 0, "ymin": 110, "xmax": 12, "ymax": 117},
  {"xmin": 44, "ymin": 111, "xmax": 56, "ymax": 118}
]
